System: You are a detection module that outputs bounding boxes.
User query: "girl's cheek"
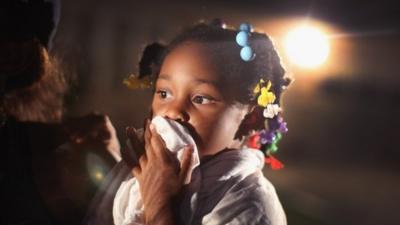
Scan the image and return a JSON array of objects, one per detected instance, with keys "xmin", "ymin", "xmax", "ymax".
[
  {"xmin": 151, "ymin": 99, "xmax": 163, "ymax": 116},
  {"xmin": 191, "ymin": 114, "xmax": 218, "ymax": 139}
]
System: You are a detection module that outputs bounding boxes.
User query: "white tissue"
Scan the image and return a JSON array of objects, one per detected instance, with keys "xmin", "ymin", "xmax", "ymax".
[{"xmin": 151, "ymin": 116, "xmax": 200, "ymax": 184}]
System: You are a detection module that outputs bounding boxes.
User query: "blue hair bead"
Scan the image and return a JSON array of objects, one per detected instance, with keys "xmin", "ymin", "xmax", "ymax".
[
  {"xmin": 236, "ymin": 22, "xmax": 256, "ymax": 62},
  {"xmin": 240, "ymin": 46, "xmax": 255, "ymax": 61},
  {"xmin": 236, "ymin": 31, "xmax": 249, "ymax": 47},
  {"xmin": 240, "ymin": 23, "xmax": 253, "ymax": 32}
]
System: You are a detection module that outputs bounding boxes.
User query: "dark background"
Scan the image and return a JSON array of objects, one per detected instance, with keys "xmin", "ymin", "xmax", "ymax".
[{"xmin": 53, "ymin": 1, "xmax": 400, "ymax": 225}]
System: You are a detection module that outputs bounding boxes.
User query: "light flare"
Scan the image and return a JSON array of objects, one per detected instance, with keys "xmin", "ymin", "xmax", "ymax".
[{"xmin": 284, "ymin": 26, "xmax": 330, "ymax": 68}]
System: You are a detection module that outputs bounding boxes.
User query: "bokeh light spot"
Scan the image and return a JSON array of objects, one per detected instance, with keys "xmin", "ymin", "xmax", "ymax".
[{"xmin": 284, "ymin": 26, "xmax": 330, "ymax": 68}]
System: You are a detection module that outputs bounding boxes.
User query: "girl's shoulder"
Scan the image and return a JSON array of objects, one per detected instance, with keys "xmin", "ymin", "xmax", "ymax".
[
  {"xmin": 229, "ymin": 170, "xmax": 281, "ymax": 206},
  {"xmin": 201, "ymin": 171, "xmax": 287, "ymax": 225},
  {"xmin": 194, "ymin": 149, "xmax": 286, "ymax": 224}
]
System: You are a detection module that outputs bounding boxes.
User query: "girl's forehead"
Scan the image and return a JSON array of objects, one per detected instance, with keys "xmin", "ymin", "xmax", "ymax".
[
  {"xmin": 160, "ymin": 42, "xmax": 220, "ymax": 83},
  {"xmin": 158, "ymin": 41, "xmax": 248, "ymax": 104}
]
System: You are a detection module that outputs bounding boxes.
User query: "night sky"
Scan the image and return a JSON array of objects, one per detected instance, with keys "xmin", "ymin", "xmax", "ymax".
[{"xmin": 53, "ymin": 1, "xmax": 400, "ymax": 224}]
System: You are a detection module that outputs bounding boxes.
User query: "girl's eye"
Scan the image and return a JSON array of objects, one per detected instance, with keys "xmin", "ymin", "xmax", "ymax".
[
  {"xmin": 156, "ymin": 90, "xmax": 172, "ymax": 99},
  {"xmin": 192, "ymin": 95, "xmax": 215, "ymax": 105}
]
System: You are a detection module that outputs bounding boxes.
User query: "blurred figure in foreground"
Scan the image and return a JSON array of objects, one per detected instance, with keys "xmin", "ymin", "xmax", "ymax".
[{"xmin": 0, "ymin": 0, "xmax": 120, "ymax": 224}]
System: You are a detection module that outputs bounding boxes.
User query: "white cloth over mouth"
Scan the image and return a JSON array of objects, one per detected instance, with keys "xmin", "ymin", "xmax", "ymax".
[{"xmin": 113, "ymin": 116, "xmax": 200, "ymax": 225}]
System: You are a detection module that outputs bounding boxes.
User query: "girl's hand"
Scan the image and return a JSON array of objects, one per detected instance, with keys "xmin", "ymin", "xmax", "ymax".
[{"xmin": 132, "ymin": 120, "xmax": 193, "ymax": 225}]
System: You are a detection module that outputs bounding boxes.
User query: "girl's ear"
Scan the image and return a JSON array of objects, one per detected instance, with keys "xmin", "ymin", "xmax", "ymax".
[
  {"xmin": 138, "ymin": 42, "xmax": 166, "ymax": 79},
  {"xmin": 234, "ymin": 106, "xmax": 264, "ymax": 140}
]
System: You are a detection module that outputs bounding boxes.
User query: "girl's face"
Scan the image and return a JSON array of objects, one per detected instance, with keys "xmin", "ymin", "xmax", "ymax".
[{"xmin": 151, "ymin": 42, "xmax": 250, "ymax": 158}]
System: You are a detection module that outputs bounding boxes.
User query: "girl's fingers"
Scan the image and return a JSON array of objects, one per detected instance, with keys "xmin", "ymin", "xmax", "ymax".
[
  {"xmin": 144, "ymin": 120, "xmax": 151, "ymax": 144},
  {"xmin": 139, "ymin": 154, "xmax": 148, "ymax": 168},
  {"xmin": 122, "ymin": 127, "xmax": 142, "ymax": 167},
  {"xmin": 179, "ymin": 146, "xmax": 193, "ymax": 184},
  {"xmin": 121, "ymin": 146, "xmax": 137, "ymax": 168},
  {"xmin": 149, "ymin": 123, "xmax": 171, "ymax": 163},
  {"xmin": 132, "ymin": 166, "xmax": 141, "ymax": 178},
  {"xmin": 144, "ymin": 120, "xmax": 156, "ymax": 161},
  {"xmin": 127, "ymin": 127, "xmax": 145, "ymax": 157}
]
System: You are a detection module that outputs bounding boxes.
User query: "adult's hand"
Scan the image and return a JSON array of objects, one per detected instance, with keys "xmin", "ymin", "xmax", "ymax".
[
  {"xmin": 64, "ymin": 112, "xmax": 121, "ymax": 161},
  {"xmin": 132, "ymin": 120, "xmax": 193, "ymax": 225}
]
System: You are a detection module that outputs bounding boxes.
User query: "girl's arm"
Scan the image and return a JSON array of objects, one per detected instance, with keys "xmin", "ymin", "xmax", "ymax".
[{"xmin": 132, "ymin": 120, "xmax": 193, "ymax": 225}]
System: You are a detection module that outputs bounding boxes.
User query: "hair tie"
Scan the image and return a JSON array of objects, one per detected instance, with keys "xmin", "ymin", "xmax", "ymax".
[
  {"xmin": 236, "ymin": 23, "xmax": 255, "ymax": 61},
  {"xmin": 123, "ymin": 42, "xmax": 165, "ymax": 90}
]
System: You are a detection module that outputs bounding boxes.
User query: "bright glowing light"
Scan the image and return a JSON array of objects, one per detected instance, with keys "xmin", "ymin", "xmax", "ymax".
[{"xmin": 284, "ymin": 26, "xmax": 330, "ymax": 68}]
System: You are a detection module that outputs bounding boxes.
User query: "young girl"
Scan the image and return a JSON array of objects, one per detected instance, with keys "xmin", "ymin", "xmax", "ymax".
[{"xmin": 85, "ymin": 19, "xmax": 291, "ymax": 225}]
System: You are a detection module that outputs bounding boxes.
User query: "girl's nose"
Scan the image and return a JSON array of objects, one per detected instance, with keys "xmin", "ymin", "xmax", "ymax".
[{"xmin": 164, "ymin": 100, "xmax": 190, "ymax": 122}]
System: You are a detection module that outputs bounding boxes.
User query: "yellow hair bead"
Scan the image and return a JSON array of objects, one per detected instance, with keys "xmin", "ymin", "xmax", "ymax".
[
  {"xmin": 256, "ymin": 80, "xmax": 275, "ymax": 107},
  {"xmin": 257, "ymin": 87, "xmax": 276, "ymax": 107}
]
